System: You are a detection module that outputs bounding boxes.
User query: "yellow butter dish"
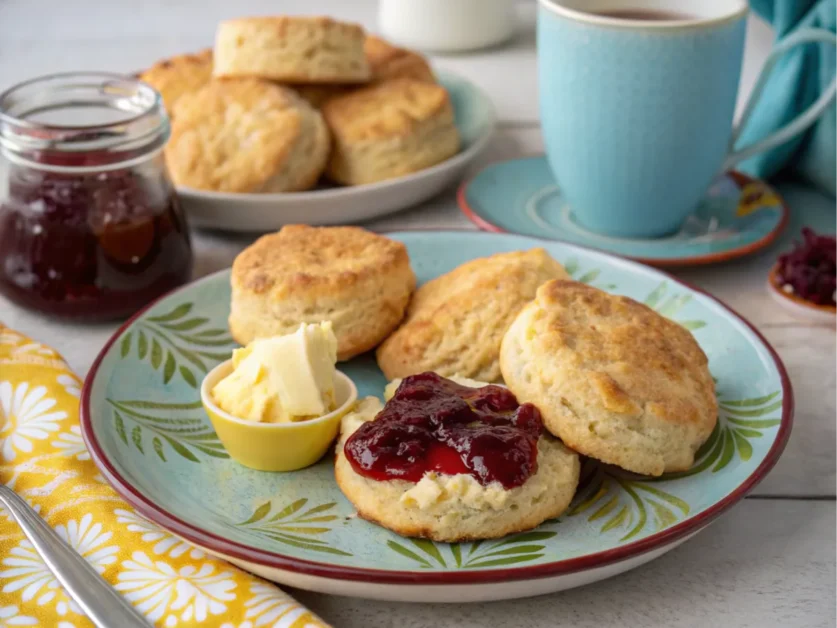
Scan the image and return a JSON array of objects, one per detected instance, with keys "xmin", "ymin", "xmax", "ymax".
[
  {"xmin": 212, "ymin": 321, "xmax": 339, "ymax": 423},
  {"xmin": 201, "ymin": 360, "xmax": 357, "ymax": 471}
]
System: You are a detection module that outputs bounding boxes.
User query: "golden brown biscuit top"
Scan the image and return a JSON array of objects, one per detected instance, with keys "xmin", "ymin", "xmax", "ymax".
[
  {"xmin": 139, "ymin": 49, "xmax": 213, "ymax": 115},
  {"xmin": 291, "ymin": 37, "xmax": 434, "ymax": 108},
  {"xmin": 232, "ymin": 225, "xmax": 413, "ymax": 298},
  {"xmin": 364, "ymin": 36, "xmax": 435, "ymax": 83},
  {"xmin": 408, "ymin": 248, "xmax": 568, "ymax": 315},
  {"xmin": 166, "ymin": 79, "xmax": 304, "ymax": 193},
  {"xmin": 219, "ymin": 15, "xmax": 365, "ymax": 38},
  {"xmin": 322, "ymin": 78, "xmax": 451, "ymax": 143},
  {"xmin": 530, "ymin": 280, "xmax": 716, "ymax": 425}
]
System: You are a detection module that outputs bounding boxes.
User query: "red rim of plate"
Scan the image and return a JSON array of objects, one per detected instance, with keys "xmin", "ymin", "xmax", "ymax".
[
  {"xmin": 80, "ymin": 229, "xmax": 794, "ymax": 586},
  {"xmin": 457, "ymin": 162, "xmax": 790, "ymax": 268}
]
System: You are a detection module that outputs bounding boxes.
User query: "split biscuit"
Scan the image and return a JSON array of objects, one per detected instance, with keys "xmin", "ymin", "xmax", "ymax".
[{"xmin": 335, "ymin": 396, "xmax": 580, "ymax": 542}]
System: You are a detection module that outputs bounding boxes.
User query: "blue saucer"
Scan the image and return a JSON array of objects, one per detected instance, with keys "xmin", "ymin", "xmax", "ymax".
[{"xmin": 458, "ymin": 156, "xmax": 789, "ymax": 266}]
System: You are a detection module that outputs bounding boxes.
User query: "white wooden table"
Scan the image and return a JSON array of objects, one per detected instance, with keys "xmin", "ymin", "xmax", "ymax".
[{"xmin": 1, "ymin": 1, "xmax": 834, "ymax": 626}]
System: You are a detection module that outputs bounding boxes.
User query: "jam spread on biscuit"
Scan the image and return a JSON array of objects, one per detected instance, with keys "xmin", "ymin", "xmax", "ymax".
[{"xmin": 344, "ymin": 372, "xmax": 543, "ymax": 489}]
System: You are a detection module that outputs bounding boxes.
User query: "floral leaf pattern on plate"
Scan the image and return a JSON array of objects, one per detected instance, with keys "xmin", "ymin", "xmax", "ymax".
[
  {"xmin": 106, "ymin": 398, "xmax": 228, "ymax": 463},
  {"xmin": 571, "ymin": 388, "xmax": 782, "ymax": 537},
  {"xmin": 121, "ymin": 302, "xmax": 235, "ymax": 388},
  {"xmin": 569, "ymin": 461, "xmax": 690, "ymax": 541},
  {"xmin": 386, "ymin": 529, "xmax": 557, "ymax": 569},
  {"xmin": 564, "ymin": 258, "xmax": 617, "ymax": 291},
  {"xmin": 236, "ymin": 499, "xmax": 352, "ymax": 557},
  {"xmin": 660, "ymin": 390, "xmax": 781, "ymax": 479},
  {"xmin": 642, "ymin": 282, "xmax": 706, "ymax": 331}
]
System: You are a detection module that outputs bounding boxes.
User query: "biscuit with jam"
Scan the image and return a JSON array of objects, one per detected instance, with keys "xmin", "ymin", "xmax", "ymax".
[{"xmin": 335, "ymin": 374, "xmax": 580, "ymax": 542}]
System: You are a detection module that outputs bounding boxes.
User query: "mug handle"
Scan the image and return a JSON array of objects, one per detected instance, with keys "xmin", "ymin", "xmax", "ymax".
[{"xmin": 723, "ymin": 28, "xmax": 837, "ymax": 171}]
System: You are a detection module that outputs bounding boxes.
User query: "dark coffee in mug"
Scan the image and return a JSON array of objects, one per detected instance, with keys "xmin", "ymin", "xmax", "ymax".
[{"xmin": 595, "ymin": 9, "xmax": 695, "ymax": 20}]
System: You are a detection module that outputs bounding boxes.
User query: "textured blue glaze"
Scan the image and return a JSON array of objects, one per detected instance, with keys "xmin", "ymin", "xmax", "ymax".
[{"xmin": 538, "ymin": 6, "xmax": 746, "ymax": 237}]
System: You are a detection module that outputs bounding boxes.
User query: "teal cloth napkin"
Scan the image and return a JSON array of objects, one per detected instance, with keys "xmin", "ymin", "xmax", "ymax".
[{"xmin": 737, "ymin": 0, "xmax": 836, "ymax": 196}]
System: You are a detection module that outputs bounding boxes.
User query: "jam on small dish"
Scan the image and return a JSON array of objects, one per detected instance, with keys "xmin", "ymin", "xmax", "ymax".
[
  {"xmin": 343, "ymin": 372, "xmax": 543, "ymax": 489},
  {"xmin": 773, "ymin": 228, "xmax": 836, "ymax": 307}
]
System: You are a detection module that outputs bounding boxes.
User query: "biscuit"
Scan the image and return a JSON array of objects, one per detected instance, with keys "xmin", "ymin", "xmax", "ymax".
[
  {"xmin": 294, "ymin": 84, "xmax": 343, "ymax": 109},
  {"xmin": 376, "ymin": 249, "xmax": 570, "ymax": 382},
  {"xmin": 139, "ymin": 49, "xmax": 213, "ymax": 115},
  {"xmin": 229, "ymin": 225, "xmax": 416, "ymax": 361},
  {"xmin": 214, "ymin": 16, "xmax": 370, "ymax": 84},
  {"xmin": 334, "ymin": 397, "xmax": 580, "ymax": 542},
  {"xmin": 500, "ymin": 280, "xmax": 718, "ymax": 476},
  {"xmin": 293, "ymin": 36, "xmax": 435, "ymax": 109},
  {"xmin": 322, "ymin": 78, "xmax": 459, "ymax": 185},
  {"xmin": 365, "ymin": 35, "xmax": 435, "ymax": 84},
  {"xmin": 165, "ymin": 79, "xmax": 329, "ymax": 193}
]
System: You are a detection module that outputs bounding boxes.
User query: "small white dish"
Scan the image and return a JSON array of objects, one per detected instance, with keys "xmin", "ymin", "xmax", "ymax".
[
  {"xmin": 767, "ymin": 264, "xmax": 836, "ymax": 325},
  {"xmin": 177, "ymin": 70, "xmax": 496, "ymax": 232},
  {"xmin": 378, "ymin": 0, "xmax": 515, "ymax": 52}
]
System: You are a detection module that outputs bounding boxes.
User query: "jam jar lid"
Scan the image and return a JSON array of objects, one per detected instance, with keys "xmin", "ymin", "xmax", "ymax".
[{"xmin": 0, "ymin": 72, "xmax": 169, "ymax": 170}]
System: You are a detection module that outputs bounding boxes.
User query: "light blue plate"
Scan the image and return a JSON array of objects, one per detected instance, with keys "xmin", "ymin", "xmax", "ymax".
[
  {"xmin": 81, "ymin": 231, "xmax": 792, "ymax": 599},
  {"xmin": 459, "ymin": 157, "xmax": 789, "ymax": 266}
]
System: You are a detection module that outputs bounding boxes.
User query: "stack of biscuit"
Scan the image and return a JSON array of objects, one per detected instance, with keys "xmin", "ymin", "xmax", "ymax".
[{"xmin": 140, "ymin": 16, "xmax": 460, "ymax": 193}]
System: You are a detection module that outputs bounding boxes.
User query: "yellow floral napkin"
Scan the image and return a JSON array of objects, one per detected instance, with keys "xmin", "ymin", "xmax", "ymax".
[{"xmin": 0, "ymin": 323, "xmax": 331, "ymax": 628}]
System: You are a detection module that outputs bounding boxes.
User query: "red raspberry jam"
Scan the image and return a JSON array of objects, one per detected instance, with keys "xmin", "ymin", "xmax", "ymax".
[
  {"xmin": 0, "ymin": 165, "xmax": 192, "ymax": 319},
  {"xmin": 775, "ymin": 228, "xmax": 836, "ymax": 307},
  {"xmin": 0, "ymin": 73, "xmax": 192, "ymax": 320},
  {"xmin": 343, "ymin": 372, "xmax": 543, "ymax": 489}
]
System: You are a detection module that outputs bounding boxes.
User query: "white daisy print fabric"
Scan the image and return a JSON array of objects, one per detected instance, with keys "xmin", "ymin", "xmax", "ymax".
[{"xmin": 0, "ymin": 323, "xmax": 331, "ymax": 627}]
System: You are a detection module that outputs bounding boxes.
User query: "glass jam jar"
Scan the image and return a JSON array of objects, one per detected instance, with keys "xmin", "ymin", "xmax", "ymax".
[{"xmin": 0, "ymin": 73, "xmax": 192, "ymax": 320}]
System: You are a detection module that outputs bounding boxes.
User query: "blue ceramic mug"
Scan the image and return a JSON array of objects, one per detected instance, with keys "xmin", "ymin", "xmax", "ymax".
[{"xmin": 538, "ymin": 0, "xmax": 837, "ymax": 238}]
